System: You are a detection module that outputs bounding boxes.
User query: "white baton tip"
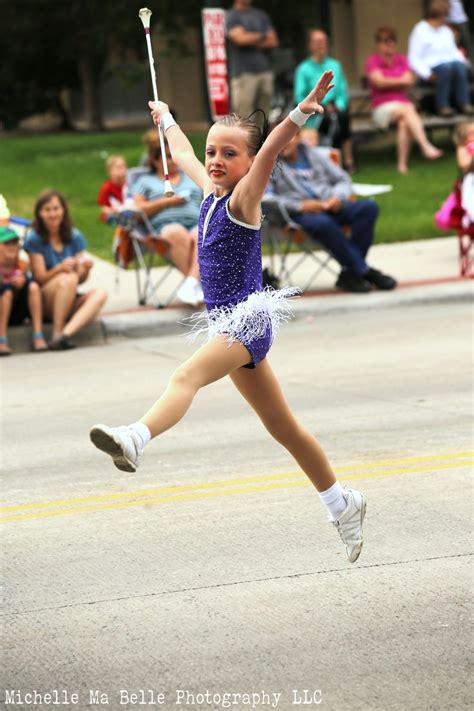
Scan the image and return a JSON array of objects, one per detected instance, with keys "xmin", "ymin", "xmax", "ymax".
[
  {"xmin": 164, "ymin": 180, "xmax": 175, "ymax": 198},
  {"xmin": 138, "ymin": 8, "xmax": 152, "ymax": 28}
]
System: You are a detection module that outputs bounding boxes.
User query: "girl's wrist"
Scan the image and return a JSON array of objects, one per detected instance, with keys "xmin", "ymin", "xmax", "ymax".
[
  {"xmin": 289, "ymin": 104, "xmax": 314, "ymax": 127},
  {"xmin": 161, "ymin": 112, "xmax": 177, "ymax": 132}
]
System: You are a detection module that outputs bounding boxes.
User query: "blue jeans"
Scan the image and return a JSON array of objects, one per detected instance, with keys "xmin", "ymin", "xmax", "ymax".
[
  {"xmin": 432, "ymin": 61, "xmax": 470, "ymax": 109},
  {"xmin": 292, "ymin": 200, "xmax": 378, "ymax": 277}
]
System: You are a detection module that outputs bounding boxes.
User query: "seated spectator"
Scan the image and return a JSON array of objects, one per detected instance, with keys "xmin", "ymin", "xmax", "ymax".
[
  {"xmin": 97, "ymin": 155, "xmax": 131, "ymax": 222},
  {"xmin": 366, "ymin": 26, "xmax": 443, "ymax": 173},
  {"xmin": 25, "ymin": 190, "xmax": 108, "ymax": 350},
  {"xmin": 133, "ymin": 143, "xmax": 203, "ymax": 306},
  {"xmin": 294, "ymin": 29, "xmax": 354, "ymax": 172},
  {"xmin": 408, "ymin": 0, "xmax": 472, "ymax": 117},
  {"xmin": 0, "ymin": 226, "xmax": 47, "ymax": 355},
  {"xmin": 265, "ymin": 130, "xmax": 397, "ymax": 293},
  {"xmin": 140, "ymin": 128, "xmax": 160, "ymax": 168}
]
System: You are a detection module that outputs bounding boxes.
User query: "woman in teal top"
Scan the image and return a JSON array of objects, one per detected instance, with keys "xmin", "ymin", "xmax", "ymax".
[{"xmin": 294, "ymin": 29, "xmax": 354, "ymax": 172}]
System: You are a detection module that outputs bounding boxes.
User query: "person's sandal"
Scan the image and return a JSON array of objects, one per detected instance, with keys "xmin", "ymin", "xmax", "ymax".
[
  {"xmin": 0, "ymin": 335, "xmax": 12, "ymax": 356},
  {"xmin": 31, "ymin": 331, "xmax": 48, "ymax": 352},
  {"xmin": 48, "ymin": 335, "xmax": 76, "ymax": 351}
]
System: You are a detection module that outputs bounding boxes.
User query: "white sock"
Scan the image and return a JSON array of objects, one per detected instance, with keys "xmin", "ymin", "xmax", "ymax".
[
  {"xmin": 319, "ymin": 481, "xmax": 347, "ymax": 521},
  {"xmin": 129, "ymin": 421, "xmax": 151, "ymax": 450}
]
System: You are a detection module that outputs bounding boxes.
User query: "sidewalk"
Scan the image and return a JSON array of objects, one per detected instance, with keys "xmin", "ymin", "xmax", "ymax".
[{"xmin": 8, "ymin": 236, "xmax": 474, "ymax": 351}]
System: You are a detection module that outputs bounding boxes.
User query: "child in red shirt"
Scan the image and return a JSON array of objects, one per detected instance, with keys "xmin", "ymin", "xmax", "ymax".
[{"xmin": 97, "ymin": 155, "xmax": 129, "ymax": 222}]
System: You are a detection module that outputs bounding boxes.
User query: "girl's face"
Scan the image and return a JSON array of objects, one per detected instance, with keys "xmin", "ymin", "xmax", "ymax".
[
  {"xmin": 39, "ymin": 196, "xmax": 65, "ymax": 234},
  {"xmin": 205, "ymin": 125, "xmax": 254, "ymax": 192}
]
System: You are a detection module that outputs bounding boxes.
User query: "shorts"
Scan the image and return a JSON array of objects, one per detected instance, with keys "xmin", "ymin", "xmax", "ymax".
[
  {"xmin": 241, "ymin": 323, "xmax": 273, "ymax": 369},
  {"xmin": 0, "ymin": 277, "xmax": 34, "ymax": 325},
  {"xmin": 372, "ymin": 101, "xmax": 411, "ymax": 130}
]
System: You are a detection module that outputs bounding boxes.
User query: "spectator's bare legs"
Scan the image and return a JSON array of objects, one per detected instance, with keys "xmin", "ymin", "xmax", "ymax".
[
  {"xmin": 230, "ymin": 359, "xmax": 337, "ymax": 492},
  {"xmin": 0, "ymin": 290, "xmax": 13, "ymax": 354},
  {"xmin": 396, "ymin": 117, "xmax": 412, "ymax": 174},
  {"xmin": 61, "ymin": 289, "xmax": 107, "ymax": 339},
  {"xmin": 27, "ymin": 281, "xmax": 47, "ymax": 349},
  {"xmin": 42, "ymin": 273, "xmax": 79, "ymax": 339},
  {"xmin": 161, "ymin": 224, "xmax": 199, "ymax": 279},
  {"xmin": 392, "ymin": 104, "xmax": 442, "ymax": 172},
  {"xmin": 42, "ymin": 272, "xmax": 107, "ymax": 340}
]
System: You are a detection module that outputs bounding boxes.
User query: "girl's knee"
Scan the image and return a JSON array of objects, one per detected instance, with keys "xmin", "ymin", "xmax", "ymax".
[
  {"xmin": 56, "ymin": 272, "xmax": 79, "ymax": 289},
  {"xmin": 28, "ymin": 280, "xmax": 40, "ymax": 295},
  {"xmin": 170, "ymin": 363, "xmax": 200, "ymax": 392},
  {"xmin": 266, "ymin": 416, "xmax": 300, "ymax": 447},
  {"xmin": 0, "ymin": 288, "xmax": 13, "ymax": 302}
]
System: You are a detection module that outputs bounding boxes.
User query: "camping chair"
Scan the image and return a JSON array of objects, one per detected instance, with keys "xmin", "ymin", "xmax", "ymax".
[
  {"xmin": 261, "ymin": 197, "xmax": 339, "ymax": 291},
  {"xmin": 111, "ymin": 166, "xmax": 187, "ymax": 307}
]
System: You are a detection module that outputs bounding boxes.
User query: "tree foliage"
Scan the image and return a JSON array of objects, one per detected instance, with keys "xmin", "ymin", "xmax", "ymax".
[{"xmin": 0, "ymin": 0, "xmax": 327, "ymax": 129}]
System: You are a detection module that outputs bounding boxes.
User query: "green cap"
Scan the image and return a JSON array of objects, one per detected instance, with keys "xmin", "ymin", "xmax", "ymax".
[{"xmin": 0, "ymin": 226, "xmax": 20, "ymax": 243}]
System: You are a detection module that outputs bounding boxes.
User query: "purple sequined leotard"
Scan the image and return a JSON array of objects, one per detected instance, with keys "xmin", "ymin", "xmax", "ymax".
[{"xmin": 187, "ymin": 192, "xmax": 299, "ymax": 368}]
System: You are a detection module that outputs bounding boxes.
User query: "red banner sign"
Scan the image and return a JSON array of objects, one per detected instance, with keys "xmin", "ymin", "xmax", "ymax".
[{"xmin": 202, "ymin": 8, "xmax": 229, "ymax": 121}]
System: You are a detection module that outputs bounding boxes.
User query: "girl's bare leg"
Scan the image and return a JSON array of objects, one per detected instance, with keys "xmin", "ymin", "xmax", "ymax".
[
  {"xmin": 61, "ymin": 288, "xmax": 107, "ymax": 338},
  {"xmin": 140, "ymin": 336, "xmax": 251, "ymax": 438},
  {"xmin": 0, "ymin": 290, "xmax": 13, "ymax": 354},
  {"xmin": 230, "ymin": 358, "xmax": 336, "ymax": 492},
  {"xmin": 27, "ymin": 282, "xmax": 47, "ymax": 348}
]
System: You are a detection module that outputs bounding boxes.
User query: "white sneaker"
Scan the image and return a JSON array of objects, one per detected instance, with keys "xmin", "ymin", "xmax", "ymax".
[
  {"xmin": 333, "ymin": 487, "xmax": 366, "ymax": 563},
  {"xmin": 177, "ymin": 277, "xmax": 200, "ymax": 306},
  {"xmin": 90, "ymin": 424, "xmax": 143, "ymax": 472}
]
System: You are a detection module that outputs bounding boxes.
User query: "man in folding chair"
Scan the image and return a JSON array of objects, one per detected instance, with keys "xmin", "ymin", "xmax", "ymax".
[
  {"xmin": 266, "ymin": 129, "xmax": 397, "ymax": 293},
  {"xmin": 131, "ymin": 143, "xmax": 204, "ymax": 306}
]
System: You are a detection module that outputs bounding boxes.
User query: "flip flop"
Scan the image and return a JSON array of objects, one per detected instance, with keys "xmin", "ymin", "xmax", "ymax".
[{"xmin": 31, "ymin": 331, "xmax": 48, "ymax": 352}]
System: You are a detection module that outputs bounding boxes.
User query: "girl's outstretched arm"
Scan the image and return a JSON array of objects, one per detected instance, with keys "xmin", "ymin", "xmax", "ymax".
[
  {"xmin": 232, "ymin": 70, "xmax": 335, "ymax": 218},
  {"xmin": 148, "ymin": 100, "xmax": 211, "ymax": 192}
]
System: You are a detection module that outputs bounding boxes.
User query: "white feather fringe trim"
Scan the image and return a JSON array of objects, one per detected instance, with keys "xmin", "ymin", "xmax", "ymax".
[{"xmin": 184, "ymin": 286, "xmax": 301, "ymax": 346}]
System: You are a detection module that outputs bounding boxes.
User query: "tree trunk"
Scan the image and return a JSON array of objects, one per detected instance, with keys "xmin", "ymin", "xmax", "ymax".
[{"xmin": 78, "ymin": 54, "xmax": 103, "ymax": 130}]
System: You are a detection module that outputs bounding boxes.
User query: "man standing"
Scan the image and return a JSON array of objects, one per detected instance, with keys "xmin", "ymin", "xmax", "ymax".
[
  {"xmin": 226, "ymin": 0, "xmax": 279, "ymax": 118},
  {"xmin": 266, "ymin": 131, "xmax": 397, "ymax": 293}
]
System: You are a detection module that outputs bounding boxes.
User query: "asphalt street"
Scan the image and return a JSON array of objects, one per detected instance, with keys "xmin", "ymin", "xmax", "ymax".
[{"xmin": 1, "ymin": 301, "xmax": 472, "ymax": 711}]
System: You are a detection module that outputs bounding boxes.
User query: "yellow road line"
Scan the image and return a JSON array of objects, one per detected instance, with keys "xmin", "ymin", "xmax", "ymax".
[
  {"xmin": 1, "ymin": 456, "xmax": 472, "ymax": 524},
  {"xmin": 1, "ymin": 451, "xmax": 472, "ymax": 515}
]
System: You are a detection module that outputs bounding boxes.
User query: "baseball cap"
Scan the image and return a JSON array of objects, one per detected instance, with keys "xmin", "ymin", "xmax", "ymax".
[{"xmin": 0, "ymin": 227, "xmax": 20, "ymax": 243}]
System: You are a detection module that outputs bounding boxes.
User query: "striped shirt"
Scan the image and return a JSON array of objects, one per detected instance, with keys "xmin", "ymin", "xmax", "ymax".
[{"xmin": 133, "ymin": 171, "xmax": 202, "ymax": 232}]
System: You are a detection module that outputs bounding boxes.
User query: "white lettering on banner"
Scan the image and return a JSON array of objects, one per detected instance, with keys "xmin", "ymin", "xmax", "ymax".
[{"xmin": 202, "ymin": 8, "xmax": 229, "ymax": 120}]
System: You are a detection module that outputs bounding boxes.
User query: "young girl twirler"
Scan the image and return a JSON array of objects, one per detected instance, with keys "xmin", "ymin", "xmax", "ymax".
[{"xmin": 90, "ymin": 71, "xmax": 367, "ymax": 563}]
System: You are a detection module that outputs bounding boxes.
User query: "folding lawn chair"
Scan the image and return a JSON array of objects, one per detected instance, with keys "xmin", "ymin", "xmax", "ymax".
[
  {"xmin": 261, "ymin": 197, "xmax": 339, "ymax": 292},
  {"xmin": 111, "ymin": 167, "xmax": 187, "ymax": 307}
]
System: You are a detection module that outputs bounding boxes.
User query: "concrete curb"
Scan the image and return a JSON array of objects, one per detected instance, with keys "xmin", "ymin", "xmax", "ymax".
[
  {"xmin": 5, "ymin": 280, "xmax": 472, "ymax": 353},
  {"xmin": 102, "ymin": 280, "xmax": 473, "ymax": 341}
]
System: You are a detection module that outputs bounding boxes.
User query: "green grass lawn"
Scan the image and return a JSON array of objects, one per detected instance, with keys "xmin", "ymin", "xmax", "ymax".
[{"xmin": 1, "ymin": 129, "xmax": 455, "ymax": 262}]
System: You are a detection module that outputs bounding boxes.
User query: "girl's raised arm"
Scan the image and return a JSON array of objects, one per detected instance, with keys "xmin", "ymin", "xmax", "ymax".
[
  {"xmin": 232, "ymin": 71, "xmax": 335, "ymax": 215},
  {"xmin": 148, "ymin": 101, "xmax": 211, "ymax": 193}
]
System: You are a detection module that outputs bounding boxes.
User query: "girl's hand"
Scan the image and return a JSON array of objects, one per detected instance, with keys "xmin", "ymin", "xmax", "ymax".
[
  {"xmin": 61, "ymin": 257, "xmax": 76, "ymax": 273},
  {"xmin": 11, "ymin": 274, "xmax": 26, "ymax": 289},
  {"xmin": 299, "ymin": 70, "xmax": 335, "ymax": 115},
  {"xmin": 148, "ymin": 100, "xmax": 170, "ymax": 126}
]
